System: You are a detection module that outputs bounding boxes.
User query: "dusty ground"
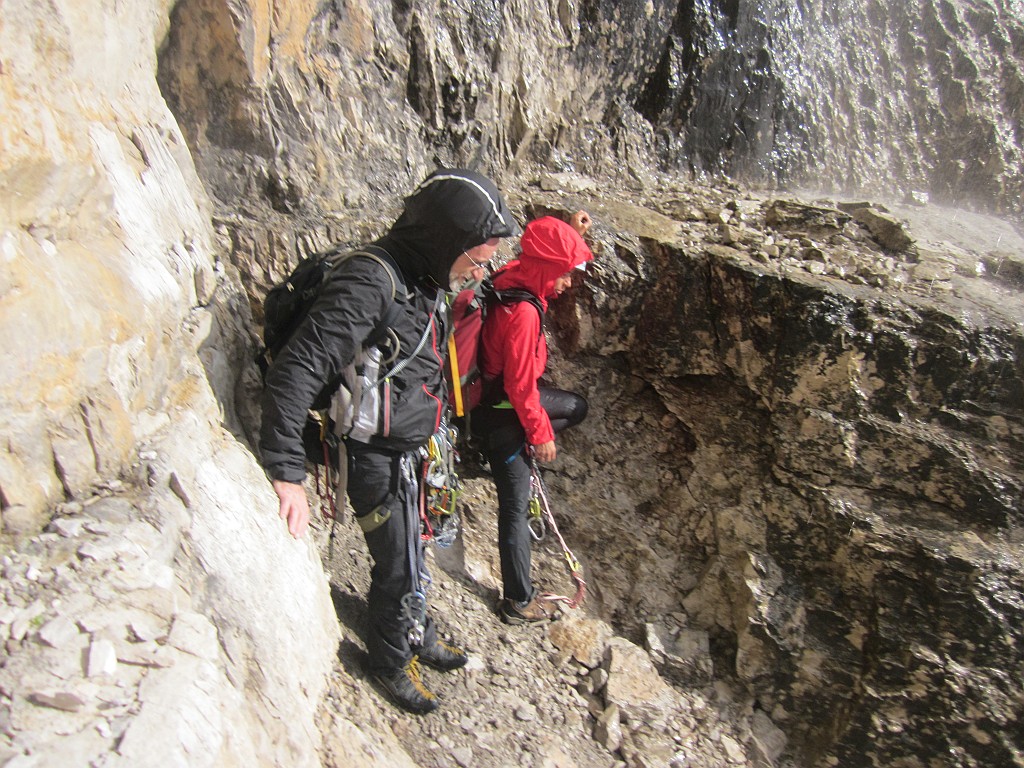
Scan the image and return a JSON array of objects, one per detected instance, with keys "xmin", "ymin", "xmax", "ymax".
[{"xmin": 310, "ymin": 453, "xmax": 753, "ymax": 768}]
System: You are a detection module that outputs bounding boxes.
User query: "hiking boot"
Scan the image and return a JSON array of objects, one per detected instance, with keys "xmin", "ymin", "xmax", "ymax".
[
  {"xmin": 373, "ymin": 657, "xmax": 439, "ymax": 715},
  {"xmin": 498, "ymin": 596, "xmax": 558, "ymax": 625},
  {"xmin": 419, "ymin": 639, "xmax": 468, "ymax": 671}
]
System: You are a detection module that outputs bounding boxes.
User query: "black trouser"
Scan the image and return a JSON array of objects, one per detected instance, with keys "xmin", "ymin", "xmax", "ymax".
[
  {"xmin": 471, "ymin": 387, "xmax": 588, "ymax": 603},
  {"xmin": 344, "ymin": 439, "xmax": 437, "ymax": 673}
]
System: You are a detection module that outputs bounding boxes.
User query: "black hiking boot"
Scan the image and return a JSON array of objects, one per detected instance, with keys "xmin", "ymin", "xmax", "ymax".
[
  {"xmin": 498, "ymin": 596, "xmax": 558, "ymax": 625},
  {"xmin": 419, "ymin": 639, "xmax": 468, "ymax": 671},
  {"xmin": 373, "ymin": 657, "xmax": 439, "ymax": 715}
]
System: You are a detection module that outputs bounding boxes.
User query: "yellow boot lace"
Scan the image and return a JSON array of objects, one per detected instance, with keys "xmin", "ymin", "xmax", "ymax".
[{"xmin": 407, "ymin": 657, "xmax": 436, "ymax": 700}]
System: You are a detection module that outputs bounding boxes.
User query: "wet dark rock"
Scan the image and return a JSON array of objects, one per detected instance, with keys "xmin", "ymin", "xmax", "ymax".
[
  {"xmin": 848, "ymin": 206, "xmax": 916, "ymax": 252},
  {"xmin": 765, "ymin": 200, "xmax": 852, "ymax": 239}
]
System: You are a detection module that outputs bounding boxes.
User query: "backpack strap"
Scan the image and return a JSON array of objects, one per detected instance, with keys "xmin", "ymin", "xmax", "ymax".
[
  {"xmin": 372, "ymin": 289, "xmax": 445, "ymax": 385},
  {"xmin": 347, "ymin": 245, "xmax": 410, "ymax": 299},
  {"xmin": 489, "ymin": 286, "xmax": 544, "ymax": 325},
  {"xmin": 477, "ymin": 284, "xmax": 545, "ymax": 408},
  {"xmin": 340, "ymin": 246, "xmax": 406, "ymax": 345},
  {"xmin": 317, "ymin": 246, "xmax": 408, "ymax": 401}
]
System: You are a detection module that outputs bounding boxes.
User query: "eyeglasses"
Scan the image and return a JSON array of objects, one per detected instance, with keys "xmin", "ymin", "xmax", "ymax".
[{"xmin": 464, "ymin": 250, "xmax": 490, "ymax": 273}]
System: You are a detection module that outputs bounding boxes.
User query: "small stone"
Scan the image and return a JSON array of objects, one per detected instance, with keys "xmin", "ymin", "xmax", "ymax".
[
  {"xmin": 129, "ymin": 616, "xmax": 166, "ymax": 643},
  {"xmin": 50, "ymin": 517, "xmax": 87, "ymax": 538},
  {"xmin": 117, "ymin": 642, "xmax": 173, "ymax": 668},
  {"xmin": 78, "ymin": 541, "xmax": 119, "ymax": 561},
  {"xmin": 912, "ymin": 261, "xmax": 955, "ymax": 282},
  {"xmin": 721, "ymin": 733, "xmax": 745, "ymax": 762},
  {"xmin": 452, "ymin": 746, "xmax": 473, "ymax": 767},
  {"xmin": 594, "ymin": 703, "xmax": 623, "ymax": 751},
  {"xmin": 28, "ymin": 691, "xmax": 85, "ymax": 712},
  {"xmin": 436, "ymin": 734, "xmax": 455, "ymax": 750},
  {"xmin": 514, "ymin": 703, "xmax": 537, "ymax": 722},
  {"xmin": 169, "ymin": 472, "xmax": 192, "ymax": 508},
  {"xmin": 87, "ymin": 638, "xmax": 118, "ymax": 677},
  {"xmin": 84, "ymin": 520, "xmax": 117, "ymax": 536},
  {"xmin": 549, "ymin": 649, "xmax": 572, "ymax": 668},
  {"xmin": 39, "ymin": 616, "xmax": 80, "ymax": 648}
]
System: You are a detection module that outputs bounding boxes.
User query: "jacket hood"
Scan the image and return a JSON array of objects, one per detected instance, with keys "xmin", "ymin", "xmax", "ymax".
[
  {"xmin": 493, "ymin": 216, "xmax": 593, "ymax": 305},
  {"xmin": 376, "ymin": 168, "xmax": 519, "ymax": 288}
]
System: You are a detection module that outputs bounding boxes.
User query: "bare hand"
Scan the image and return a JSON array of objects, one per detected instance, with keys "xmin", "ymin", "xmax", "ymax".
[
  {"xmin": 569, "ymin": 210, "xmax": 592, "ymax": 237},
  {"xmin": 273, "ymin": 479, "xmax": 310, "ymax": 539},
  {"xmin": 532, "ymin": 441, "xmax": 557, "ymax": 462}
]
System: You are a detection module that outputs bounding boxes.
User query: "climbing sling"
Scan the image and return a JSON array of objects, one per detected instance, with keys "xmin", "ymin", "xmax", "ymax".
[{"xmin": 527, "ymin": 454, "xmax": 587, "ymax": 609}]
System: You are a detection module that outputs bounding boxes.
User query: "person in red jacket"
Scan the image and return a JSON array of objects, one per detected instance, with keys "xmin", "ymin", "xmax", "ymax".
[{"xmin": 471, "ymin": 212, "xmax": 594, "ymax": 624}]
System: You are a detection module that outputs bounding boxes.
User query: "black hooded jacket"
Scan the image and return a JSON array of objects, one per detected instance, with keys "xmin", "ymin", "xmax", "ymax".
[{"xmin": 260, "ymin": 169, "xmax": 517, "ymax": 483}]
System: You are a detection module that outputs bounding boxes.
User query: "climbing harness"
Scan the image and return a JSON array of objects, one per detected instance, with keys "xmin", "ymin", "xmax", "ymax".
[
  {"xmin": 526, "ymin": 455, "xmax": 587, "ymax": 609},
  {"xmin": 400, "ymin": 421, "xmax": 462, "ymax": 645},
  {"xmin": 418, "ymin": 421, "xmax": 462, "ymax": 548}
]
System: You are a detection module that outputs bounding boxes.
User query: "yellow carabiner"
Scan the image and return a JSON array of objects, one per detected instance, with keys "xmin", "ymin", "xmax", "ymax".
[{"xmin": 528, "ymin": 496, "xmax": 542, "ymax": 519}]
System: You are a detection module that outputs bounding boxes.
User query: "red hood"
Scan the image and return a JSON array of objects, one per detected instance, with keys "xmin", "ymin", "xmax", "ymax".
[{"xmin": 492, "ymin": 216, "xmax": 593, "ymax": 306}]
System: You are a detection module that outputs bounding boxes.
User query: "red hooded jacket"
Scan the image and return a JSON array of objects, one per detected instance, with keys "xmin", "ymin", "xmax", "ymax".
[{"xmin": 480, "ymin": 216, "xmax": 593, "ymax": 445}]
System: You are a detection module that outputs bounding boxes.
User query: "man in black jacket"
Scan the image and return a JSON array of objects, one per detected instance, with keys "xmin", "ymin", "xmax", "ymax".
[{"xmin": 260, "ymin": 169, "xmax": 517, "ymax": 714}]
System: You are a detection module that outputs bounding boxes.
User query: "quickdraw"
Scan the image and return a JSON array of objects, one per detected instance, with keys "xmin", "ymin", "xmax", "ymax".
[
  {"xmin": 418, "ymin": 422, "xmax": 462, "ymax": 548},
  {"xmin": 399, "ymin": 453, "xmax": 428, "ymax": 645},
  {"xmin": 527, "ymin": 455, "xmax": 586, "ymax": 609},
  {"xmin": 312, "ymin": 438, "xmax": 339, "ymax": 522},
  {"xmin": 310, "ymin": 412, "xmax": 341, "ymax": 558},
  {"xmin": 527, "ymin": 483, "xmax": 545, "ymax": 541}
]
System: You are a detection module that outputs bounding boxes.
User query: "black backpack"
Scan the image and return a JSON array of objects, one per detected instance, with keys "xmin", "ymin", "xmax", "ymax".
[
  {"xmin": 257, "ymin": 245, "xmax": 405, "ymax": 379},
  {"xmin": 257, "ymin": 245, "xmax": 407, "ymax": 467}
]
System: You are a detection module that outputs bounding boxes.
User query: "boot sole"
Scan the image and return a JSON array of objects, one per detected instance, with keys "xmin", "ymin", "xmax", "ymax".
[{"xmin": 499, "ymin": 610, "xmax": 550, "ymax": 626}]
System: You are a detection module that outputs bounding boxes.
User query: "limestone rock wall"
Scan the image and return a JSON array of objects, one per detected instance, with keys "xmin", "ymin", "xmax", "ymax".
[{"xmin": 0, "ymin": 1, "xmax": 338, "ymax": 764}]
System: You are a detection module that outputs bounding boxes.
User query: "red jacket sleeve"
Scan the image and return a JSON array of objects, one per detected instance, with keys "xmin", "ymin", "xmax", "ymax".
[{"xmin": 498, "ymin": 302, "xmax": 553, "ymax": 446}]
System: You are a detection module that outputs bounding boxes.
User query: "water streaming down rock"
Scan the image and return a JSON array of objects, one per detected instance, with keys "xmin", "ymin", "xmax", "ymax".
[{"xmin": 636, "ymin": 0, "xmax": 1024, "ymax": 215}]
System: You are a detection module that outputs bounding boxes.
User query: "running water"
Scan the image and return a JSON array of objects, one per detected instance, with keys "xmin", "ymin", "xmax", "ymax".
[{"xmin": 635, "ymin": 0, "xmax": 1024, "ymax": 216}]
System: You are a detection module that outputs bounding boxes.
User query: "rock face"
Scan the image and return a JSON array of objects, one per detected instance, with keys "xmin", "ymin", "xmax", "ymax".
[
  {"xmin": 544, "ymin": 184, "xmax": 1023, "ymax": 766},
  {"xmin": 2, "ymin": 0, "xmax": 1023, "ymax": 767},
  {"xmin": 636, "ymin": 1, "xmax": 1024, "ymax": 215},
  {"xmin": 0, "ymin": 1, "xmax": 338, "ymax": 764},
  {"xmin": 155, "ymin": 0, "xmax": 1024, "ymax": 318}
]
